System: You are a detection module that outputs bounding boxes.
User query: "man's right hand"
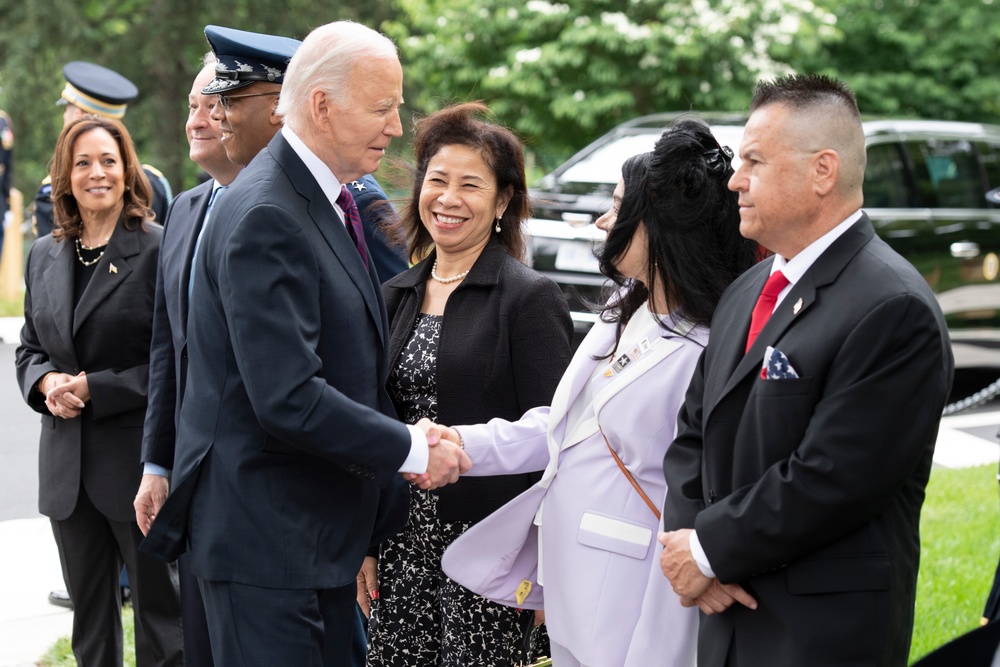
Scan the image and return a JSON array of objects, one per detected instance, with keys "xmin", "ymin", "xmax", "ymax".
[
  {"xmin": 134, "ymin": 473, "xmax": 169, "ymax": 535},
  {"xmin": 408, "ymin": 418, "xmax": 471, "ymax": 490}
]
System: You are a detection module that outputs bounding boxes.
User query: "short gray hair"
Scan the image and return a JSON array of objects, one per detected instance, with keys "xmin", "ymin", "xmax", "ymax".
[
  {"xmin": 202, "ymin": 50, "xmax": 217, "ymax": 68},
  {"xmin": 277, "ymin": 21, "xmax": 398, "ymax": 130}
]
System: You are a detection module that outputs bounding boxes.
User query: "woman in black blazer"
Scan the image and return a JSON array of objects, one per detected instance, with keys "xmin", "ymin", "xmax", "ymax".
[
  {"xmin": 365, "ymin": 103, "xmax": 573, "ymax": 666},
  {"xmin": 15, "ymin": 116, "xmax": 182, "ymax": 667}
]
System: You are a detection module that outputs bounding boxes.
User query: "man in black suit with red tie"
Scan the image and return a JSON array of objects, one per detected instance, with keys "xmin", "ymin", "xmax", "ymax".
[
  {"xmin": 659, "ymin": 74, "xmax": 954, "ymax": 666},
  {"xmin": 141, "ymin": 21, "xmax": 468, "ymax": 665}
]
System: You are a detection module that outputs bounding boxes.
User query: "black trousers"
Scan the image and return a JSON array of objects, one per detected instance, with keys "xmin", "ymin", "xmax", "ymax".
[
  {"xmin": 199, "ymin": 578, "xmax": 357, "ymax": 667},
  {"xmin": 51, "ymin": 485, "xmax": 183, "ymax": 667}
]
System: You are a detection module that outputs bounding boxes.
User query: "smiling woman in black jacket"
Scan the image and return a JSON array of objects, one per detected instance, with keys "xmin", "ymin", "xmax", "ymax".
[{"xmin": 366, "ymin": 103, "xmax": 572, "ymax": 667}]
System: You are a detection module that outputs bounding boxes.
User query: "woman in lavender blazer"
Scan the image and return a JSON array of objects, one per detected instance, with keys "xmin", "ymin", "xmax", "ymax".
[{"xmin": 438, "ymin": 121, "xmax": 759, "ymax": 666}]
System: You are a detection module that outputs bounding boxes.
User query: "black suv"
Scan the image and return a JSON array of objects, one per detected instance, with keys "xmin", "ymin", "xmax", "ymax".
[{"xmin": 527, "ymin": 112, "xmax": 1000, "ymax": 378}]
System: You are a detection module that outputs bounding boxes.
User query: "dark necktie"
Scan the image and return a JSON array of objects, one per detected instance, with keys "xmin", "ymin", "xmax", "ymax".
[
  {"xmin": 745, "ymin": 270, "xmax": 789, "ymax": 352},
  {"xmin": 336, "ymin": 185, "xmax": 369, "ymax": 270}
]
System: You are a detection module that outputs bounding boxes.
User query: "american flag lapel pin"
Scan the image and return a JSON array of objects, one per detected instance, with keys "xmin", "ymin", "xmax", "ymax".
[
  {"xmin": 793, "ymin": 298, "xmax": 802, "ymax": 315},
  {"xmin": 109, "ymin": 263, "xmax": 118, "ymax": 274}
]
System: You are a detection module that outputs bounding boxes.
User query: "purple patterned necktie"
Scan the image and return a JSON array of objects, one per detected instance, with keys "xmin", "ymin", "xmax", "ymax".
[{"xmin": 336, "ymin": 184, "xmax": 369, "ymax": 270}]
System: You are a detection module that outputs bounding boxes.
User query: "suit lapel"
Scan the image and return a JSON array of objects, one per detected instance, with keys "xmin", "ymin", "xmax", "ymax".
[
  {"xmin": 179, "ymin": 182, "xmax": 213, "ymax": 330},
  {"xmin": 43, "ymin": 239, "xmax": 77, "ymax": 360},
  {"xmin": 547, "ymin": 318, "xmax": 615, "ymax": 434},
  {"xmin": 73, "ymin": 218, "xmax": 138, "ymax": 336},
  {"xmin": 271, "ymin": 135, "xmax": 386, "ymax": 343},
  {"xmin": 592, "ymin": 325, "xmax": 694, "ymax": 418},
  {"xmin": 708, "ymin": 216, "xmax": 876, "ymax": 416}
]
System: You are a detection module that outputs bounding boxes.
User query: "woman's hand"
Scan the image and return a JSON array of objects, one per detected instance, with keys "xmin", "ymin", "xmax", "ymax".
[
  {"xmin": 356, "ymin": 555, "xmax": 379, "ymax": 619},
  {"xmin": 43, "ymin": 371, "xmax": 88, "ymax": 419}
]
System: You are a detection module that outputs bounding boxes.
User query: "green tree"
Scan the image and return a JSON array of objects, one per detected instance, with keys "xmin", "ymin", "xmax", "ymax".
[
  {"xmin": 0, "ymin": 0, "xmax": 395, "ymax": 208},
  {"xmin": 386, "ymin": 0, "xmax": 837, "ymax": 170},
  {"xmin": 792, "ymin": 0, "xmax": 1000, "ymax": 123}
]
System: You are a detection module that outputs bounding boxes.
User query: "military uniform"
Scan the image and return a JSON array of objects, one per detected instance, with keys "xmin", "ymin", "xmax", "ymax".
[
  {"xmin": 33, "ymin": 61, "xmax": 171, "ymax": 237},
  {"xmin": 0, "ymin": 110, "xmax": 12, "ymax": 262}
]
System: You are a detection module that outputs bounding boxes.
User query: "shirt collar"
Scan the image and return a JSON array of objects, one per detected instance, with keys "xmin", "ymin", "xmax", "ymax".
[
  {"xmin": 769, "ymin": 210, "xmax": 862, "ymax": 305},
  {"xmin": 281, "ymin": 125, "xmax": 345, "ymax": 223}
]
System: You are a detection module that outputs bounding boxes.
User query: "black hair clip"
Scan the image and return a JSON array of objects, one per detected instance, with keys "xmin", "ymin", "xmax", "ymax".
[{"xmin": 704, "ymin": 145, "xmax": 734, "ymax": 179}]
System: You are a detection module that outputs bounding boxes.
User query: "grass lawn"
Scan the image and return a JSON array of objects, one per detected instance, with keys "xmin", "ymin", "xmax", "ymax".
[
  {"xmin": 38, "ymin": 466, "xmax": 1000, "ymax": 666},
  {"xmin": 42, "ymin": 605, "xmax": 134, "ymax": 666},
  {"xmin": 909, "ymin": 463, "xmax": 999, "ymax": 662},
  {"xmin": 0, "ymin": 296, "xmax": 22, "ymax": 316}
]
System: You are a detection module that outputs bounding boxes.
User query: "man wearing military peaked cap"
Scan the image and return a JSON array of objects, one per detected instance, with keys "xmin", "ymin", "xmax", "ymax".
[
  {"xmin": 32, "ymin": 61, "xmax": 172, "ymax": 238},
  {"xmin": 202, "ymin": 25, "xmax": 301, "ymax": 94},
  {"xmin": 56, "ymin": 60, "xmax": 138, "ymax": 119}
]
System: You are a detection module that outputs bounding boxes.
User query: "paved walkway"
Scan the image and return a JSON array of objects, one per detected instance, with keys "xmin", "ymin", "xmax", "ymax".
[{"xmin": 0, "ymin": 519, "xmax": 71, "ymax": 667}]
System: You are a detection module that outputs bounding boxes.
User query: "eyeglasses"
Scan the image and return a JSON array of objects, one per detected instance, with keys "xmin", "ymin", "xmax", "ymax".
[{"xmin": 216, "ymin": 91, "xmax": 280, "ymax": 110}]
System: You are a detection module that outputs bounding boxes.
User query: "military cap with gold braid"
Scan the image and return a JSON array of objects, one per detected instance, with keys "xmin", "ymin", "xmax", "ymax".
[{"xmin": 56, "ymin": 61, "xmax": 138, "ymax": 120}]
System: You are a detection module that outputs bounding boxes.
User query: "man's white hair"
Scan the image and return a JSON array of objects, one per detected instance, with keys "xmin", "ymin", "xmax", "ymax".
[{"xmin": 277, "ymin": 21, "xmax": 398, "ymax": 130}]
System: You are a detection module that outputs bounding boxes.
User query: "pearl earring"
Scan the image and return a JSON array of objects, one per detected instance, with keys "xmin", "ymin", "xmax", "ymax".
[{"xmin": 495, "ymin": 217, "xmax": 501, "ymax": 233}]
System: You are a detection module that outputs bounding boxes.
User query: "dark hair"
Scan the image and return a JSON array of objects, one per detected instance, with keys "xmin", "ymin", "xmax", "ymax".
[
  {"xmin": 597, "ymin": 119, "xmax": 758, "ymax": 347},
  {"xmin": 399, "ymin": 102, "xmax": 529, "ymax": 262},
  {"xmin": 750, "ymin": 73, "xmax": 860, "ymax": 119},
  {"xmin": 50, "ymin": 115, "xmax": 153, "ymax": 240}
]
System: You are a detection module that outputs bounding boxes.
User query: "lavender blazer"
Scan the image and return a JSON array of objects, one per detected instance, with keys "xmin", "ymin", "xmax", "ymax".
[{"xmin": 443, "ymin": 306, "xmax": 702, "ymax": 667}]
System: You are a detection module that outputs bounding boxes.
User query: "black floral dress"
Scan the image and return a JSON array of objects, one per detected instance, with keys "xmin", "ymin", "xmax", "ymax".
[{"xmin": 367, "ymin": 313, "xmax": 538, "ymax": 667}]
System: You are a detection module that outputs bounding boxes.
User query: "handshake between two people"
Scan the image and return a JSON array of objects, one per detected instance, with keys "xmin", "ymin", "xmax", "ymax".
[{"xmin": 403, "ymin": 418, "xmax": 472, "ymax": 491}]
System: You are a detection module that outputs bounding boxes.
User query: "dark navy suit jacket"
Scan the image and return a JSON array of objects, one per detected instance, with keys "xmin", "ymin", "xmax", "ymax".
[
  {"xmin": 141, "ymin": 174, "xmax": 406, "ymax": 471},
  {"xmin": 143, "ymin": 132, "xmax": 411, "ymax": 591}
]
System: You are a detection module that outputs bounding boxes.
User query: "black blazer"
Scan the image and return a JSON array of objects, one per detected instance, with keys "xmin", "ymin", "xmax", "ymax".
[
  {"xmin": 383, "ymin": 239, "xmax": 573, "ymax": 522},
  {"xmin": 141, "ymin": 179, "xmax": 213, "ymax": 468},
  {"xmin": 143, "ymin": 132, "xmax": 412, "ymax": 589},
  {"xmin": 15, "ymin": 218, "xmax": 162, "ymax": 523},
  {"xmin": 662, "ymin": 215, "xmax": 954, "ymax": 667}
]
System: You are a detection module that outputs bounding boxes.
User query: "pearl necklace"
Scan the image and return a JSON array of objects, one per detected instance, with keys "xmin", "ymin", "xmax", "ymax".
[
  {"xmin": 430, "ymin": 259, "xmax": 470, "ymax": 284},
  {"xmin": 75, "ymin": 238, "xmax": 108, "ymax": 267}
]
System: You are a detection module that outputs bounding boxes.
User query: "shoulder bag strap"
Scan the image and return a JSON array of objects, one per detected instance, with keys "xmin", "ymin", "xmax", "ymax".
[{"xmin": 600, "ymin": 427, "xmax": 661, "ymax": 521}]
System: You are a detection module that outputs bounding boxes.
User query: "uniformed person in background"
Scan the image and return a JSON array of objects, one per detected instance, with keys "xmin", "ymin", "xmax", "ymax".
[
  {"xmin": 32, "ymin": 61, "xmax": 172, "ymax": 238},
  {"xmin": 0, "ymin": 108, "xmax": 12, "ymax": 265}
]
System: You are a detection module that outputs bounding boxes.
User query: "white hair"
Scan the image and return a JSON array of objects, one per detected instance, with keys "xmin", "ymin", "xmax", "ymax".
[
  {"xmin": 277, "ymin": 21, "xmax": 398, "ymax": 130},
  {"xmin": 202, "ymin": 50, "xmax": 216, "ymax": 68}
]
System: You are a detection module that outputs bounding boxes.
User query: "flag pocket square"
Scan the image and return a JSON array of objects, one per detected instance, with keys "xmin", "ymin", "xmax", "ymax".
[{"xmin": 762, "ymin": 346, "xmax": 799, "ymax": 379}]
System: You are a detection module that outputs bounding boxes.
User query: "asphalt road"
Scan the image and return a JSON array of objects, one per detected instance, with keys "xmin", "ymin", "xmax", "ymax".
[{"xmin": 0, "ymin": 342, "xmax": 42, "ymax": 522}]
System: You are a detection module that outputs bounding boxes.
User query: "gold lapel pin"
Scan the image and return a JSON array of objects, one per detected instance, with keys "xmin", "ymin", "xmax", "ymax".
[
  {"xmin": 793, "ymin": 298, "xmax": 802, "ymax": 315},
  {"xmin": 109, "ymin": 263, "xmax": 118, "ymax": 274}
]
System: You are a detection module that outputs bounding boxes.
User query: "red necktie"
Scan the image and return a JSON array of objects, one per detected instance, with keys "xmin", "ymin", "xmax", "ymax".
[
  {"xmin": 336, "ymin": 185, "xmax": 369, "ymax": 270},
  {"xmin": 745, "ymin": 270, "xmax": 790, "ymax": 352}
]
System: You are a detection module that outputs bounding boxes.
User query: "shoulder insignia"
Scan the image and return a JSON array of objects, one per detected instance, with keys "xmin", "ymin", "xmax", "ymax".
[
  {"xmin": 142, "ymin": 164, "xmax": 165, "ymax": 178},
  {"xmin": 351, "ymin": 180, "xmax": 366, "ymax": 192}
]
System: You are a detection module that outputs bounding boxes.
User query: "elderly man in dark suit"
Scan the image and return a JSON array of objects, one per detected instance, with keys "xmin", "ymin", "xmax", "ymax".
[
  {"xmin": 135, "ymin": 28, "xmax": 408, "ymax": 666},
  {"xmin": 141, "ymin": 21, "xmax": 467, "ymax": 665},
  {"xmin": 658, "ymin": 74, "xmax": 954, "ymax": 667}
]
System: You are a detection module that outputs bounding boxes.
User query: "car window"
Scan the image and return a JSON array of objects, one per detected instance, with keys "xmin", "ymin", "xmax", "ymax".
[
  {"xmin": 554, "ymin": 124, "xmax": 745, "ymax": 188},
  {"xmin": 864, "ymin": 143, "xmax": 914, "ymax": 208},
  {"xmin": 559, "ymin": 134, "xmax": 660, "ymax": 184},
  {"xmin": 907, "ymin": 139, "xmax": 983, "ymax": 208},
  {"xmin": 975, "ymin": 141, "xmax": 1000, "ymax": 201}
]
